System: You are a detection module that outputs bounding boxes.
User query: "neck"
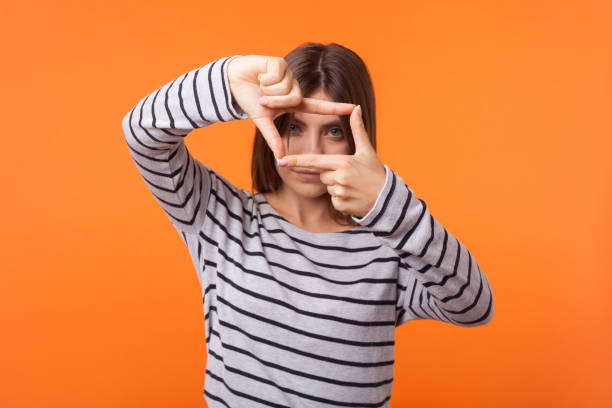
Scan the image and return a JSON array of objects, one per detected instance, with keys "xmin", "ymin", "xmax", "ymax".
[{"xmin": 268, "ymin": 184, "xmax": 334, "ymax": 228}]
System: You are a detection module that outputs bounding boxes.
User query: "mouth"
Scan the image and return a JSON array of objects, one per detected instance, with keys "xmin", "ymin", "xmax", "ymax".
[
  {"xmin": 292, "ymin": 169, "xmax": 321, "ymax": 179},
  {"xmin": 293, "ymin": 170, "xmax": 320, "ymax": 175},
  {"xmin": 291, "ymin": 169, "xmax": 321, "ymax": 174}
]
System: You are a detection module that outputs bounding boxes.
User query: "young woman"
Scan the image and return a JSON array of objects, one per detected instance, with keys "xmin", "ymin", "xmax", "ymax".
[{"xmin": 122, "ymin": 42, "xmax": 494, "ymax": 408}]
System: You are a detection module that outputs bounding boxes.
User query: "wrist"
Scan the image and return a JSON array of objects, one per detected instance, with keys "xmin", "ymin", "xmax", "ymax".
[{"xmin": 226, "ymin": 56, "xmax": 245, "ymax": 115}]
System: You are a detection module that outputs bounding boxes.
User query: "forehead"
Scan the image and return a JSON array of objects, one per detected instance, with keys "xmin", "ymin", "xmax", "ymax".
[
  {"xmin": 308, "ymin": 88, "xmax": 332, "ymax": 101},
  {"xmin": 293, "ymin": 88, "xmax": 342, "ymax": 124},
  {"xmin": 292, "ymin": 111, "xmax": 342, "ymax": 124}
]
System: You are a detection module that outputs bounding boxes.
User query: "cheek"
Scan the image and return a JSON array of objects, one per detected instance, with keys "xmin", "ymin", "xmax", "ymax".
[
  {"xmin": 274, "ymin": 163, "xmax": 291, "ymax": 182},
  {"xmin": 281, "ymin": 137, "xmax": 296, "ymax": 155},
  {"xmin": 285, "ymin": 139, "xmax": 303, "ymax": 155},
  {"xmin": 329, "ymin": 140, "xmax": 352, "ymax": 155},
  {"xmin": 344, "ymin": 141, "xmax": 352, "ymax": 154}
]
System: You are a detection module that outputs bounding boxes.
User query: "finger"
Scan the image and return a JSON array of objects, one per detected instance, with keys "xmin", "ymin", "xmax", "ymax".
[
  {"xmin": 258, "ymin": 57, "xmax": 287, "ymax": 86},
  {"xmin": 252, "ymin": 117, "xmax": 286, "ymax": 159},
  {"xmin": 350, "ymin": 105, "xmax": 372, "ymax": 153},
  {"xmin": 279, "ymin": 153, "xmax": 347, "ymax": 170},
  {"xmin": 287, "ymin": 97, "xmax": 355, "ymax": 116},
  {"xmin": 319, "ymin": 169, "xmax": 348, "ymax": 186},
  {"xmin": 259, "ymin": 94, "xmax": 303, "ymax": 109},
  {"xmin": 260, "ymin": 79, "xmax": 292, "ymax": 96},
  {"xmin": 329, "ymin": 194, "xmax": 349, "ymax": 215},
  {"xmin": 327, "ymin": 184, "xmax": 348, "ymax": 198},
  {"xmin": 259, "ymin": 79, "xmax": 303, "ymax": 108},
  {"xmin": 259, "ymin": 72, "xmax": 293, "ymax": 96}
]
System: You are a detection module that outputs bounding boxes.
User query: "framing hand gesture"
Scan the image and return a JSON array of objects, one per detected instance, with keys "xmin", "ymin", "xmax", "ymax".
[
  {"xmin": 228, "ymin": 55, "xmax": 355, "ymax": 159},
  {"xmin": 277, "ymin": 105, "xmax": 387, "ymax": 219}
]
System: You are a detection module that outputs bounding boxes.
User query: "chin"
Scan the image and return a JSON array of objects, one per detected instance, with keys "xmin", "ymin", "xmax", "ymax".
[
  {"xmin": 290, "ymin": 182, "xmax": 327, "ymax": 198},
  {"xmin": 276, "ymin": 167, "xmax": 329, "ymax": 198},
  {"xmin": 279, "ymin": 176, "xmax": 326, "ymax": 198}
]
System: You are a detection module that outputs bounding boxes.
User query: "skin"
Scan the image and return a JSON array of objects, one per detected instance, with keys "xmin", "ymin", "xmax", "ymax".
[
  {"xmin": 277, "ymin": 103, "xmax": 387, "ymax": 226},
  {"xmin": 263, "ymin": 88, "xmax": 354, "ymax": 232},
  {"xmin": 227, "ymin": 55, "xmax": 386, "ymax": 232},
  {"xmin": 227, "ymin": 55, "xmax": 355, "ymax": 159}
]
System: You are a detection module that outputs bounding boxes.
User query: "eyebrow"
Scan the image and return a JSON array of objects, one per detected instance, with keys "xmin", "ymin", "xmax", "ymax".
[{"xmin": 291, "ymin": 117, "xmax": 343, "ymax": 128}]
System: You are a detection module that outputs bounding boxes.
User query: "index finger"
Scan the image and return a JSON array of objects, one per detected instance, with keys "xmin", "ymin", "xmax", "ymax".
[
  {"xmin": 252, "ymin": 117, "xmax": 286, "ymax": 159},
  {"xmin": 279, "ymin": 153, "xmax": 348, "ymax": 170},
  {"xmin": 286, "ymin": 98, "xmax": 356, "ymax": 116}
]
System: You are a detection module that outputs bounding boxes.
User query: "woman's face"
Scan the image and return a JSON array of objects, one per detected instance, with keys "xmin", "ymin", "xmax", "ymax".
[{"xmin": 274, "ymin": 88, "xmax": 352, "ymax": 198}]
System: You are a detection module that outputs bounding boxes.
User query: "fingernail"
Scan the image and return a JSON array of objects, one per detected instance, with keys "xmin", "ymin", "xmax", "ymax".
[
  {"xmin": 356, "ymin": 105, "xmax": 362, "ymax": 115},
  {"xmin": 259, "ymin": 97, "xmax": 268, "ymax": 105},
  {"xmin": 278, "ymin": 157, "xmax": 288, "ymax": 166}
]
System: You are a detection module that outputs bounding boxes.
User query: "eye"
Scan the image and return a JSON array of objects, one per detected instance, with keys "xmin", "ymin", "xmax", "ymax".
[
  {"xmin": 329, "ymin": 127, "xmax": 344, "ymax": 138},
  {"xmin": 289, "ymin": 124, "xmax": 300, "ymax": 133}
]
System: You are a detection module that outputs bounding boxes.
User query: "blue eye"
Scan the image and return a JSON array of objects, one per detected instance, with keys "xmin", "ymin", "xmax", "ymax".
[
  {"xmin": 329, "ymin": 128, "xmax": 344, "ymax": 137},
  {"xmin": 288, "ymin": 124, "xmax": 343, "ymax": 138}
]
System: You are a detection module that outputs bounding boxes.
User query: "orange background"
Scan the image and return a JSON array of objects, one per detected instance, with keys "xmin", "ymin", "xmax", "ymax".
[{"xmin": 1, "ymin": 0, "xmax": 610, "ymax": 407}]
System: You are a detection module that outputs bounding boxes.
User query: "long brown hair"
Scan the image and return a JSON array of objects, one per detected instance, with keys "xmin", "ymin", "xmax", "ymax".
[{"xmin": 250, "ymin": 42, "xmax": 377, "ymax": 226}]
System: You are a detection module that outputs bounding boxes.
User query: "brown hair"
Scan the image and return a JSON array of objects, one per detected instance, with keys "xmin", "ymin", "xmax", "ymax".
[{"xmin": 250, "ymin": 42, "xmax": 377, "ymax": 226}]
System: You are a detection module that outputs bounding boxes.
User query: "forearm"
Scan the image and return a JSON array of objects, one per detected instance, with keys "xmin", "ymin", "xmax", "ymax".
[
  {"xmin": 120, "ymin": 55, "xmax": 248, "ymax": 233},
  {"xmin": 352, "ymin": 165, "xmax": 494, "ymax": 327},
  {"xmin": 121, "ymin": 55, "xmax": 247, "ymax": 151}
]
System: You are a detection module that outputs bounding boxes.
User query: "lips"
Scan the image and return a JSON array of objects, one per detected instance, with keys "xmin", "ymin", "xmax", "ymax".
[{"xmin": 293, "ymin": 169, "xmax": 320, "ymax": 175}]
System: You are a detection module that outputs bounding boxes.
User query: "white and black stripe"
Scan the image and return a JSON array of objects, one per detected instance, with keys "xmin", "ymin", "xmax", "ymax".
[{"xmin": 122, "ymin": 55, "xmax": 495, "ymax": 407}]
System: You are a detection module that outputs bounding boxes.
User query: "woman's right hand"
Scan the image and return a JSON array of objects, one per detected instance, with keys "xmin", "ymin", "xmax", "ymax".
[{"xmin": 227, "ymin": 55, "xmax": 356, "ymax": 159}]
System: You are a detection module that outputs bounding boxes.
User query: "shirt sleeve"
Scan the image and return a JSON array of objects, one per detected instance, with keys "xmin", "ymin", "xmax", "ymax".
[
  {"xmin": 351, "ymin": 164, "xmax": 495, "ymax": 328},
  {"xmin": 121, "ymin": 55, "xmax": 249, "ymax": 235}
]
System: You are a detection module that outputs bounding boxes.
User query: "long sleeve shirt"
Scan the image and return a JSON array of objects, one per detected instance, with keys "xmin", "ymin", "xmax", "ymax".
[{"xmin": 121, "ymin": 55, "xmax": 495, "ymax": 408}]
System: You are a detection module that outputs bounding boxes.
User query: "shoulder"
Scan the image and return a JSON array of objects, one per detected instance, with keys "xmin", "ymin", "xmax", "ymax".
[{"xmin": 200, "ymin": 163, "xmax": 259, "ymax": 218}]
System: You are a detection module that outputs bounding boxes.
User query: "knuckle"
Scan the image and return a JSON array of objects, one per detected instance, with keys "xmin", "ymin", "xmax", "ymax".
[
  {"xmin": 276, "ymin": 57, "xmax": 288, "ymax": 68},
  {"xmin": 272, "ymin": 58, "xmax": 286, "ymax": 73},
  {"xmin": 290, "ymin": 81, "xmax": 302, "ymax": 97},
  {"xmin": 289, "ymin": 94, "xmax": 301, "ymax": 106},
  {"xmin": 281, "ymin": 78, "xmax": 292, "ymax": 94},
  {"xmin": 338, "ymin": 159, "xmax": 350, "ymax": 170}
]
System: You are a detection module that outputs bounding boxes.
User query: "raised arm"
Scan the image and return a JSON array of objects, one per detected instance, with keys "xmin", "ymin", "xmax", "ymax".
[
  {"xmin": 121, "ymin": 55, "xmax": 248, "ymax": 234},
  {"xmin": 352, "ymin": 165, "xmax": 495, "ymax": 328},
  {"xmin": 121, "ymin": 55, "xmax": 357, "ymax": 235},
  {"xmin": 276, "ymin": 105, "xmax": 495, "ymax": 328}
]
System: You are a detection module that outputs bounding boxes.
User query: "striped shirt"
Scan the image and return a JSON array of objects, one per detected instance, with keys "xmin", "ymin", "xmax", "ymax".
[{"xmin": 121, "ymin": 55, "xmax": 495, "ymax": 408}]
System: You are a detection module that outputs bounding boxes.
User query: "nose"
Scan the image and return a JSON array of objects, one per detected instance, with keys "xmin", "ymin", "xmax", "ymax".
[{"xmin": 305, "ymin": 132, "xmax": 323, "ymax": 155}]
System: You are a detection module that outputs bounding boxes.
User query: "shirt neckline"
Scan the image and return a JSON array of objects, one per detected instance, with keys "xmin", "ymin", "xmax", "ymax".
[{"xmin": 254, "ymin": 192, "xmax": 366, "ymax": 239}]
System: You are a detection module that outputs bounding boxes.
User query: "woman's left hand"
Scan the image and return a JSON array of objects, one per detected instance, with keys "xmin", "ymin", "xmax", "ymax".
[{"xmin": 277, "ymin": 105, "xmax": 387, "ymax": 219}]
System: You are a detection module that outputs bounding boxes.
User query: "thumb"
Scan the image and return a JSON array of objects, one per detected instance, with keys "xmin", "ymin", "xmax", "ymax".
[
  {"xmin": 252, "ymin": 117, "xmax": 286, "ymax": 159},
  {"xmin": 350, "ymin": 105, "xmax": 372, "ymax": 154}
]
